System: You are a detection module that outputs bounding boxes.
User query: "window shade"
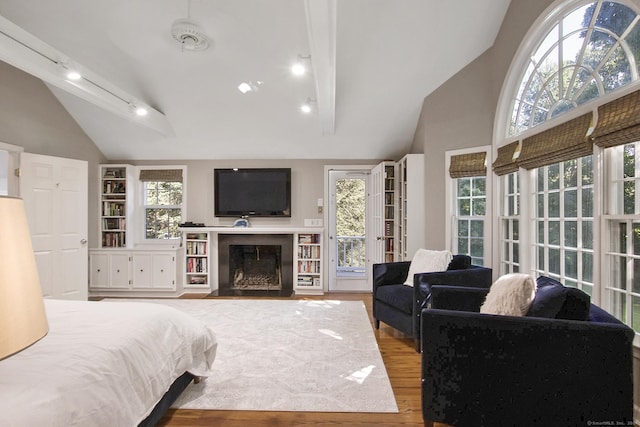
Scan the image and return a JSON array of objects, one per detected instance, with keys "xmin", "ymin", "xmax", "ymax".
[
  {"xmin": 449, "ymin": 152, "xmax": 487, "ymax": 178},
  {"xmin": 590, "ymin": 89, "xmax": 640, "ymax": 148},
  {"xmin": 518, "ymin": 113, "xmax": 593, "ymax": 170},
  {"xmin": 139, "ymin": 169, "xmax": 183, "ymax": 182},
  {"xmin": 491, "ymin": 141, "xmax": 520, "ymax": 176}
]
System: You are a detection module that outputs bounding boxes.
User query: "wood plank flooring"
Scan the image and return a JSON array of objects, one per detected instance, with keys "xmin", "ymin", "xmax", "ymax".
[{"xmin": 158, "ymin": 293, "xmax": 451, "ymax": 427}]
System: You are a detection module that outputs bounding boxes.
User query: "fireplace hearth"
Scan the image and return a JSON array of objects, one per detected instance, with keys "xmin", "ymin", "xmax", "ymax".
[{"xmin": 217, "ymin": 234, "xmax": 293, "ymax": 297}]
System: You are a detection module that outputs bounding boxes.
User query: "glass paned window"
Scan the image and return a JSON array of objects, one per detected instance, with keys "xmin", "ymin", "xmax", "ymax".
[
  {"xmin": 499, "ymin": 171, "xmax": 520, "ymax": 274},
  {"xmin": 532, "ymin": 156, "xmax": 594, "ymax": 292},
  {"xmin": 143, "ymin": 180, "xmax": 183, "ymax": 240},
  {"xmin": 454, "ymin": 176, "xmax": 486, "ymax": 266},
  {"xmin": 509, "ymin": 1, "xmax": 640, "ymax": 137},
  {"xmin": 605, "ymin": 143, "xmax": 640, "ymax": 327}
]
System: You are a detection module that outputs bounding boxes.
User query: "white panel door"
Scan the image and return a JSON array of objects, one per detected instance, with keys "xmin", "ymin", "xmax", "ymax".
[{"xmin": 21, "ymin": 153, "xmax": 88, "ymax": 300}]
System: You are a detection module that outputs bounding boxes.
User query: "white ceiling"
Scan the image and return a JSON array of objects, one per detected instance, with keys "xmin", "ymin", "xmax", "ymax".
[{"xmin": 0, "ymin": 0, "xmax": 511, "ymax": 161}]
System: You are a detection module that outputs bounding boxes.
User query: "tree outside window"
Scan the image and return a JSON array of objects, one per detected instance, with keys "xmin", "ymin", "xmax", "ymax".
[{"xmin": 144, "ymin": 180, "xmax": 183, "ymax": 239}]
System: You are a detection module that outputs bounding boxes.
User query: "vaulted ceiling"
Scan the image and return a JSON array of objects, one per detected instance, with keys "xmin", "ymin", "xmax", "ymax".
[{"xmin": 0, "ymin": 0, "xmax": 511, "ymax": 160}]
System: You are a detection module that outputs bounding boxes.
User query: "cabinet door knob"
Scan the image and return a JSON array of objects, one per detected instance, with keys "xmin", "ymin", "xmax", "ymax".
[
  {"xmin": 160, "ymin": 269, "xmax": 164, "ymax": 272},
  {"xmin": 140, "ymin": 269, "xmax": 144, "ymax": 272},
  {"xmin": 97, "ymin": 269, "xmax": 101, "ymax": 272}
]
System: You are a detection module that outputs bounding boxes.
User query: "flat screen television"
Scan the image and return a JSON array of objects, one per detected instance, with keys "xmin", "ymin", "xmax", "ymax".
[{"xmin": 214, "ymin": 168, "xmax": 291, "ymax": 217}]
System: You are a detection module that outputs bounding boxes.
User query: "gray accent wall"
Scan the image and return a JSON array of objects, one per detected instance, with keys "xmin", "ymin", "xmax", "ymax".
[
  {"xmin": 0, "ymin": 60, "xmax": 106, "ymax": 248},
  {"xmin": 411, "ymin": 0, "xmax": 555, "ymax": 249}
]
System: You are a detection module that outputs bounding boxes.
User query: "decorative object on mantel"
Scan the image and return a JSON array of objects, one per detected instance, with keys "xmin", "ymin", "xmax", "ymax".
[
  {"xmin": 233, "ymin": 216, "xmax": 250, "ymax": 228},
  {"xmin": 0, "ymin": 196, "xmax": 49, "ymax": 360}
]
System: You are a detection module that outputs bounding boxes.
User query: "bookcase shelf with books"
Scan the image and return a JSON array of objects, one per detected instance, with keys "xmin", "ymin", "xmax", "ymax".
[
  {"xmin": 184, "ymin": 231, "xmax": 210, "ymax": 290},
  {"xmin": 383, "ymin": 163, "xmax": 396, "ymax": 263},
  {"xmin": 295, "ymin": 232, "xmax": 323, "ymax": 295},
  {"xmin": 100, "ymin": 165, "xmax": 133, "ymax": 248}
]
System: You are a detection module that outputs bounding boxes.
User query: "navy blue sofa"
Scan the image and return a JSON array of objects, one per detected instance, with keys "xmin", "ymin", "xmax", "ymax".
[
  {"xmin": 372, "ymin": 255, "xmax": 493, "ymax": 351},
  {"xmin": 420, "ymin": 276, "xmax": 635, "ymax": 427}
]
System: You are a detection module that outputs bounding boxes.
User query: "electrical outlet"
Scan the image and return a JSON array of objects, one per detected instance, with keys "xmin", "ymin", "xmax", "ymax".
[{"xmin": 304, "ymin": 218, "xmax": 323, "ymax": 227}]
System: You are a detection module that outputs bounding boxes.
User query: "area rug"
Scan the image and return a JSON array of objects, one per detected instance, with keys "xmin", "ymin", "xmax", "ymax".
[{"xmin": 112, "ymin": 299, "xmax": 398, "ymax": 413}]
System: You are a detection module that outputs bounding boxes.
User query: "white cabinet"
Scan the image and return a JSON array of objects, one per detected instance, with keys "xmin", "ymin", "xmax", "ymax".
[
  {"xmin": 131, "ymin": 253, "xmax": 176, "ymax": 289},
  {"xmin": 110, "ymin": 253, "xmax": 131, "ymax": 289},
  {"xmin": 397, "ymin": 154, "xmax": 425, "ymax": 261},
  {"xmin": 89, "ymin": 249, "xmax": 181, "ymax": 297}
]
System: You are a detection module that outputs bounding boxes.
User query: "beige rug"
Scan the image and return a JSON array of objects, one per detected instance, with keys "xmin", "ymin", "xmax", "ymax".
[{"xmin": 127, "ymin": 299, "xmax": 398, "ymax": 413}]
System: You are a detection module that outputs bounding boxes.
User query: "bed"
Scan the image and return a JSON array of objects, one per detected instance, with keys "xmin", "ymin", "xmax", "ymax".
[{"xmin": 0, "ymin": 299, "xmax": 217, "ymax": 427}]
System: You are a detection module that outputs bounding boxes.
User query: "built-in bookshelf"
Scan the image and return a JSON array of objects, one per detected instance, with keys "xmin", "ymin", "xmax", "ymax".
[
  {"xmin": 383, "ymin": 163, "xmax": 396, "ymax": 263},
  {"xmin": 100, "ymin": 165, "xmax": 132, "ymax": 248},
  {"xmin": 295, "ymin": 232, "xmax": 322, "ymax": 294},
  {"xmin": 397, "ymin": 154, "xmax": 425, "ymax": 260},
  {"xmin": 184, "ymin": 231, "xmax": 210, "ymax": 288}
]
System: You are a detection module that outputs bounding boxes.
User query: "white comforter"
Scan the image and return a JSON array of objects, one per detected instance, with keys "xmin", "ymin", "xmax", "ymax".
[{"xmin": 0, "ymin": 299, "xmax": 217, "ymax": 427}]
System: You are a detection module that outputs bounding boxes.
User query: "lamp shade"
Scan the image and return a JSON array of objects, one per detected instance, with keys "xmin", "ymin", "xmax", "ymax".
[{"xmin": 0, "ymin": 196, "xmax": 48, "ymax": 360}]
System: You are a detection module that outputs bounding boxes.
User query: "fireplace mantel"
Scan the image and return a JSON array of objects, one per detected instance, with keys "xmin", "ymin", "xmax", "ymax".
[
  {"xmin": 181, "ymin": 226, "xmax": 323, "ymax": 234},
  {"xmin": 180, "ymin": 227, "xmax": 324, "ymax": 296}
]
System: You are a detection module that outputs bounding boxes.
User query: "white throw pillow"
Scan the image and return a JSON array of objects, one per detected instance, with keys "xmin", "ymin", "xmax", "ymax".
[
  {"xmin": 480, "ymin": 273, "xmax": 536, "ymax": 316},
  {"xmin": 403, "ymin": 249, "xmax": 453, "ymax": 286}
]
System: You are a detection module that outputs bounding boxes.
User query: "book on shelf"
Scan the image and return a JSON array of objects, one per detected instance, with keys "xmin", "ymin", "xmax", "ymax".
[
  {"xmin": 187, "ymin": 275, "xmax": 207, "ymax": 285},
  {"xmin": 298, "ymin": 233, "xmax": 319, "ymax": 244}
]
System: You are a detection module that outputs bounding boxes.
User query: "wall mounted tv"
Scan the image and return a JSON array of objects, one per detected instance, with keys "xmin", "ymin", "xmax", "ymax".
[{"xmin": 214, "ymin": 168, "xmax": 291, "ymax": 217}]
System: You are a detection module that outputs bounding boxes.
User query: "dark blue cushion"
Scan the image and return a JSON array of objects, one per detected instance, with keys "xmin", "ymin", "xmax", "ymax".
[
  {"xmin": 375, "ymin": 284, "xmax": 414, "ymax": 314},
  {"xmin": 588, "ymin": 303, "xmax": 625, "ymax": 325},
  {"xmin": 447, "ymin": 255, "xmax": 471, "ymax": 270},
  {"xmin": 527, "ymin": 276, "xmax": 590, "ymax": 320}
]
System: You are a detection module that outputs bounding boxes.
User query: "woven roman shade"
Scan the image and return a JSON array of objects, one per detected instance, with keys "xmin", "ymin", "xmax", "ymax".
[
  {"xmin": 449, "ymin": 152, "xmax": 487, "ymax": 178},
  {"xmin": 591, "ymin": 89, "xmax": 640, "ymax": 148},
  {"xmin": 492, "ymin": 141, "xmax": 520, "ymax": 176},
  {"xmin": 139, "ymin": 169, "xmax": 183, "ymax": 182},
  {"xmin": 518, "ymin": 113, "xmax": 593, "ymax": 170}
]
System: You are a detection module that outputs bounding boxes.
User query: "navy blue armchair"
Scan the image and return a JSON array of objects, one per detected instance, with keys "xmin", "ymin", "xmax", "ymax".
[
  {"xmin": 372, "ymin": 256, "xmax": 493, "ymax": 351},
  {"xmin": 420, "ymin": 277, "xmax": 635, "ymax": 427}
]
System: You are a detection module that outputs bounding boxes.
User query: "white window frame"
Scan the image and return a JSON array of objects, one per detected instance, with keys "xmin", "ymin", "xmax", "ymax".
[
  {"xmin": 602, "ymin": 143, "xmax": 640, "ymax": 331},
  {"xmin": 493, "ymin": 0, "xmax": 640, "ymax": 334},
  {"xmin": 445, "ymin": 146, "xmax": 492, "ymax": 266},
  {"xmin": 136, "ymin": 165, "xmax": 187, "ymax": 246}
]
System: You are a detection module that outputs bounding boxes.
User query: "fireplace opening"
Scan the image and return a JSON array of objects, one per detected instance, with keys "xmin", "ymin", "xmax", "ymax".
[
  {"xmin": 230, "ymin": 245, "xmax": 282, "ymax": 291},
  {"xmin": 217, "ymin": 234, "xmax": 293, "ymax": 297}
]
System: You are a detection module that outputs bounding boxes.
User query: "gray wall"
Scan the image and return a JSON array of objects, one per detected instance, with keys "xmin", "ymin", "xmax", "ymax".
[
  {"xmin": 128, "ymin": 159, "xmax": 377, "ymax": 229},
  {"xmin": 411, "ymin": 0, "xmax": 555, "ymax": 249},
  {"xmin": 0, "ymin": 61, "xmax": 106, "ymax": 247}
]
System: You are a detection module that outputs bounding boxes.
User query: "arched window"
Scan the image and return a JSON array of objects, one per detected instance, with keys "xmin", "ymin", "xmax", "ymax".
[
  {"xmin": 496, "ymin": 0, "xmax": 640, "ymax": 330},
  {"xmin": 509, "ymin": 0, "xmax": 640, "ymax": 137}
]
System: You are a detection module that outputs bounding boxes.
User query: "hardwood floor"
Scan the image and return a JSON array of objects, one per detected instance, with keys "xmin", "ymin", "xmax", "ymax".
[{"xmin": 157, "ymin": 292, "xmax": 450, "ymax": 427}]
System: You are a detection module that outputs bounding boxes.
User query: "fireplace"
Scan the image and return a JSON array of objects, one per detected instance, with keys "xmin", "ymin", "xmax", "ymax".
[{"xmin": 217, "ymin": 234, "xmax": 293, "ymax": 296}]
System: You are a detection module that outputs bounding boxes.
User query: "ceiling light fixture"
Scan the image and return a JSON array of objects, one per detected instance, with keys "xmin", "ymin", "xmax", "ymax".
[
  {"xmin": 300, "ymin": 98, "xmax": 316, "ymax": 114},
  {"xmin": 171, "ymin": 0, "xmax": 211, "ymax": 52},
  {"xmin": 237, "ymin": 80, "xmax": 263, "ymax": 94},
  {"xmin": 291, "ymin": 54, "xmax": 311, "ymax": 76}
]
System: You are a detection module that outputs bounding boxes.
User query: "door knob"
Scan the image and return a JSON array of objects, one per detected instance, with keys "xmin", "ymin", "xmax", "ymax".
[{"xmin": 80, "ymin": 238, "xmax": 87, "ymax": 245}]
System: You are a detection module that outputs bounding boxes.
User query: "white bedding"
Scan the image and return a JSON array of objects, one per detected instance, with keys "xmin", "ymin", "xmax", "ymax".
[{"xmin": 0, "ymin": 299, "xmax": 217, "ymax": 427}]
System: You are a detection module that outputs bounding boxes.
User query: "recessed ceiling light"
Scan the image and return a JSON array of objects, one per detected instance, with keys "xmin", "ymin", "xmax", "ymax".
[
  {"xmin": 238, "ymin": 82, "xmax": 252, "ymax": 94},
  {"xmin": 65, "ymin": 70, "xmax": 82, "ymax": 81},
  {"xmin": 291, "ymin": 62, "xmax": 306, "ymax": 76},
  {"xmin": 300, "ymin": 103, "xmax": 312, "ymax": 114},
  {"xmin": 135, "ymin": 107, "xmax": 148, "ymax": 116}
]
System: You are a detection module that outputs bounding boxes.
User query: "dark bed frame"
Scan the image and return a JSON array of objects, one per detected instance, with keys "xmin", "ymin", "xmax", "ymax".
[{"xmin": 138, "ymin": 372, "xmax": 195, "ymax": 427}]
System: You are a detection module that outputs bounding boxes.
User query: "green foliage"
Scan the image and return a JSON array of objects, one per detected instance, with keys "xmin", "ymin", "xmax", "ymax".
[
  {"xmin": 145, "ymin": 181, "xmax": 183, "ymax": 239},
  {"xmin": 336, "ymin": 178, "xmax": 365, "ymax": 236}
]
